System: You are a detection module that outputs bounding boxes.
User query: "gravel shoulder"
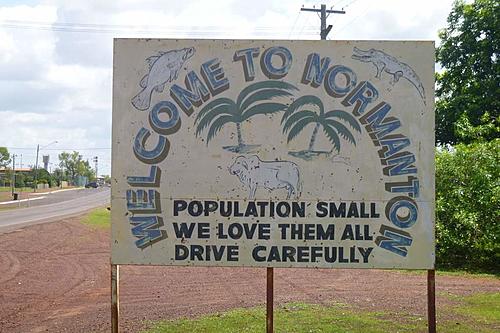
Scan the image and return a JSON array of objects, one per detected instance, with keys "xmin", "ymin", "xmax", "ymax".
[{"xmin": 0, "ymin": 217, "xmax": 498, "ymax": 333}]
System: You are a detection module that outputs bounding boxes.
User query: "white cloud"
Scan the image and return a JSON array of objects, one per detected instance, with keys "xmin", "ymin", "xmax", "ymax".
[{"xmin": 0, "ymin": 0, "xmax": 455, "ymax": 174}]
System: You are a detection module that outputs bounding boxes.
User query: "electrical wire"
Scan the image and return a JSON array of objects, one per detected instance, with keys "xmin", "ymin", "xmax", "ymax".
[
  {"xmin": 335, "ymin": 0, "xmax": 371, "ymax": 34},
  {"xmin": 287, "ymin": 10, "xmax": 302, "ymax": 39},
  {"xmin": 6, "ymin": 147, "xmax": 111, "ymax": 150},
  {"xmin": 0, "ymin": 19, "xmax": 318, "ymax": 36}
]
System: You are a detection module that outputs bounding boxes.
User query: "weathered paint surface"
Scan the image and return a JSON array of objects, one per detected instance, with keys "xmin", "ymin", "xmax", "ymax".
[{"xmin": 111, "ymin": 39, "xmax": 435, "ymax": 269}]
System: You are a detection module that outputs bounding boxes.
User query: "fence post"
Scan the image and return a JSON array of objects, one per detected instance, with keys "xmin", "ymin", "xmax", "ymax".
[
  {"xmin": 111, "ymin": 264, "xmax": 120, "ymax": 333},
  {"xmin": 266, "ymin": 267, "xmax": 274, "ymax": 333},
  {"xmin": 427, "ymin": 269, "xmax": 436, "ymax": 333}
]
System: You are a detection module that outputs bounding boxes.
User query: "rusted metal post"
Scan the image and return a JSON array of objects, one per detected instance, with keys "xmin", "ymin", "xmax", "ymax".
[
  {"xmin": 111, "ymin": 264, "xmax": 119, "ymax": 333},
  {"xmin": 266, "ymin": 267, "xmax": 274, "ymax": 333},
  {"xmin": 427, "ymin": 269, "xmax": 436, "ymax": 333}
]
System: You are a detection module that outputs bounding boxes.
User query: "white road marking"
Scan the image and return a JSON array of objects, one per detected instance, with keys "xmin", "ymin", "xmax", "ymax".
[
  {"xmin": 0, "ymin": 196, "xmax": 47, "ymax": 205},
  {"xmin": 30, "ymin": 187, "xmax": 83, "ymax": 196}
]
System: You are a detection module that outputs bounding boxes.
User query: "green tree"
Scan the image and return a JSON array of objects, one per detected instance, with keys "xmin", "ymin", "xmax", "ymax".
[
  {"xmin": 195, "ymin": 81, "xmax": 298, "ymax": 153},
  {"xmin": 435, "ymin": 140, "xmax": 499, "ymax": 271},
  {"xmin": 14, "ymin": 173, "xmax": 25, "ymax": 188},
  {"xmin": 51, "ymin": 168, "xmax": 66, "ymax": 186},
  {"xmin": 281, "ymin": 95, "xmax": 361, "ymax": 159},
  {"xmin": 58, "ymin": 151, "xmax": 94, "ymax": 182},
  {"xmin": 0, "ymin": 147, "xmax": 10, "ymax": 168},
  {"xmin": 436, "ymin": 0, "xmax": 499, "ymax": 145},
  {"xmin": 35, "ymin": 168, "xmax": 52, "ymax": 185}
]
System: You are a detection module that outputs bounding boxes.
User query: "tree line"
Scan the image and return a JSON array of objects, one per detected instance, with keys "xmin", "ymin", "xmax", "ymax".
[
  {"xmin": 0, "ymin": 150, "xmax": 100, "ymax": 188},
  {"xmin": 435, "ymin": 0, "xmax": 498, "ymax": 271}
]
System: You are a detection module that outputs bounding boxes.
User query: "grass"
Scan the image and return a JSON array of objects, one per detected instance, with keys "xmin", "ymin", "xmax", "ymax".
[
  {"xmin": 141, "ymin": 303, "xmax": 421, "ymax": 333},
  {"xmin": 443, "ymin": 292, "xmax": 500, "ymax": 332},
  {"xmin": 435, "ymin": 270, "xmax": 500, "ymax": 279},
  {"xmin": 81, "ymin": 207, "xmax": 110, "ymax": 229},
  {"xmin": 0, "ymin": 186, "xmax": 33, "ymax": 192},
  {"xmin": 393, "ymin": 269, "xmax": 499, "ymax": 279},
  {"xmin": 141, "ymin": 293, "xmax": 500, "ymax": 333},
  {"xmin": 458, "ymin": 293, "xmax": 500, "ymax": 322}
]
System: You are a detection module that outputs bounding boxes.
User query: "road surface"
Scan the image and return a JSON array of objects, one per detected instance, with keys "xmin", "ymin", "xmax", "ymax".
[
  {"xmin": 1, "ymin": 187, "xmax": 106, "ymax": 208},
  {"xmin": 0, "ymin": 188, "xmax": 110, "ymax": 233}
]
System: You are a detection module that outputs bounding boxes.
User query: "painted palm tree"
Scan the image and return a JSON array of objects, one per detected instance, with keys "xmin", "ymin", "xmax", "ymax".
[
  {"xmin": 195, "ymin": 81, "xmax": 298, "ymax": 153},
  {"xmin": 281, "ymin": 95, "xmax": 361, "ymax": 160}
]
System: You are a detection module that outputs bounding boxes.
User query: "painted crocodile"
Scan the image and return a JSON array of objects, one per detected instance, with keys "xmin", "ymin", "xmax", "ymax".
[{"xmin": 351, "ymin": 47, "xmax": 426, "ymax": 104}]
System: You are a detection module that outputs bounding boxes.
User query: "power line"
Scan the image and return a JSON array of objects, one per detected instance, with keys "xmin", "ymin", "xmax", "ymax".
[
  {"xmin": 6, "ymin": 147, "xmax": 111, "ymax": 150},
  {"xmin": 2, "ymin": 19, "xmax": 315, "ymax": 31},
  {"xmin": 297, "ymin": 7, "xmax": 312, "ymax": 37},
  {"xmin": 0, "ymin": 20, "xmax": 318, "ymax": 36},
  {"xmin": 335, "ymin": 0, "xmax": 371, "ymax": 34},
  {"xmin": 341, "ymin": 0, "xmax": 362, "ymax": 9},
  {"xmin": 287, "ymin": 10, "xmax": 302, "ymax": 39}
]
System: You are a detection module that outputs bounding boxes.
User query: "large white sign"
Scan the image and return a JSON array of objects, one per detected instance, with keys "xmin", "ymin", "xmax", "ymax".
[{"xmin": 112, "ymin": 39, "xmax": 435, "ymax": 269}]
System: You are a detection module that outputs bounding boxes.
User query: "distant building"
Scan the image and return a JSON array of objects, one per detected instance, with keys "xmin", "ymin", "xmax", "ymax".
[
  {"xmin": 0, "ymin": 166, "xmax": 33, "ymax": 174},
  {"xmin": 0, "ymin": 167, "xmax": 33, "ymax": 187},
  {"xmin": 42, "ymin": 155, "xmax": 50, "ymax": 170}
]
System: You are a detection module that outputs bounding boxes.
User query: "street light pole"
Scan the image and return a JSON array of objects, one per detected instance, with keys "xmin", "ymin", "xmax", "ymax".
[
  {"xmin": 34, "ymin": 141, "xmax": 58, "ymax": 192},
  {"xmin": 34, "ymin": 144, "xmax": 40, "ymax": 192},
  {"xmin": 11, "ymin": 154, "xmax": 16, "ymax": 197}
]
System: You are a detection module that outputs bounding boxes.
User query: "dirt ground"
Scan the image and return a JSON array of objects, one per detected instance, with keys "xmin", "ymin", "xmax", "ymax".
[{"xmin": 0, "ymin": 217, "xmax": 498, "ymax": 333}]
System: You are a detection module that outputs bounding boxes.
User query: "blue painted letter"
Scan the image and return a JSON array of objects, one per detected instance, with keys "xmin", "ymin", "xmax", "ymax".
[
  {"xmin": 375, "ymin": 225, "xmax": 413, "ymax": 257},
  {"xmin": 342, "ymin": 81, "xmax": 379, "ymax": 116},
  {"xmin": 129, "ymin": 216, "xmax": 167, "ymax": 249},
  {"xmin": 301, "ymin": 53, "xmax": 331, "ymax": 87},
  {"xmin": 201, "ymin": 58, "xmax": 230, "ymax": 96},
  {"xmin": 133, "ymin": 127, "xmax": 170, "ymax": 164},
  {"xmin": 234, "ymin": 48, "xmax": 260, "ymax": 82},
  {"xmin": 261, "ymin": 46, "xmax": 292, "ymax": 79}
]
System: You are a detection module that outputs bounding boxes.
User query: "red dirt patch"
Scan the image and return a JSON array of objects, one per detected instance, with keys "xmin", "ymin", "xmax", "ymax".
[{"xmin": 0, "ymin": 217, "xmax": 498, "ymax": 332}]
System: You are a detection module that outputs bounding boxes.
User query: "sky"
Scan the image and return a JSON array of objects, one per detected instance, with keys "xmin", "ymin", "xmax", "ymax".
[{"xmin": 0, "ymin": 0, "xmax": 455, "ymax": 176}]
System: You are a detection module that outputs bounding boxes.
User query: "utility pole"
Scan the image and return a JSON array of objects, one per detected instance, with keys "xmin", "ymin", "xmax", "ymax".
[
  {"xmin": 11, "ymin": 154, "xmax": 16, "ymax": 197},
  {"xmin": 301, "ymin": 4, "xmax": 346, "ymax": 40}
]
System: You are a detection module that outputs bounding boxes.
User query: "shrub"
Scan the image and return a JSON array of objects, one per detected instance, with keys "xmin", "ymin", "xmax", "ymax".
[{"xmin": 435, "ymin": 139, "xmax": 499, "ymax": 271}]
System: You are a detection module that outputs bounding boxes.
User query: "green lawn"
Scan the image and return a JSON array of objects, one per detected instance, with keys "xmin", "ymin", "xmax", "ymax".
[
  {"xmin": 395, "ymin": 269, "xmax": 499, "ymax": 279},
  {"xmin": 461, "ymin": 293, "xmax": 500, "ymax": 322},
  {"xmin": 0, "ymin": 186, "xmax": 34, "ymax": 192},
  {"xmin": 81, "ymin": 207, "xmax": 110, "ymax": 229},
  {"xmin": 142, "ymin": 293, "xmax": 500, "ymax": 333}
]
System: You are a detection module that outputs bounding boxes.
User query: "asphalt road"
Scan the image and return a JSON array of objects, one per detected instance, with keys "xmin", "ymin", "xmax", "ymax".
[
  {"xmin": 0, "ymin": 187, "xmax": 110, "ymax": 233},
  {"xmin": 1, "ymin": 187, "xmax": 107, "ymax": 208}
]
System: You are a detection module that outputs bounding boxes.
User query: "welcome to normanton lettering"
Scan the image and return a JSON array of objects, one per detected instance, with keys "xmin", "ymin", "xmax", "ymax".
[
  {"xmin": 126, "ymin": 45, "xmax": 420, "ymax": 258},
  {"xmin": 113, "ymin": 40, "xmax": 433, "ymax": 269}
]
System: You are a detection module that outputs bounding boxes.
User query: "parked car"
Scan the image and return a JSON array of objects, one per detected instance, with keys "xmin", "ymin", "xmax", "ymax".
[{"xmin": 85, "ymin": 182, "xmax": 99, "ymax": 188}]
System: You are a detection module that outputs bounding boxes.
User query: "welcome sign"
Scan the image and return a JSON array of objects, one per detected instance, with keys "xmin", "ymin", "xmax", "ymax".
[{"xmin": 111, "ymin": 39, "xmax": 434, "ymax": 268}]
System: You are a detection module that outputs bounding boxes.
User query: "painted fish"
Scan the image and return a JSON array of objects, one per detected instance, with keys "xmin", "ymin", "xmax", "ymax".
[{"xmin": 131, "ymin": 47, "xmax": 195, "ymax": 111}]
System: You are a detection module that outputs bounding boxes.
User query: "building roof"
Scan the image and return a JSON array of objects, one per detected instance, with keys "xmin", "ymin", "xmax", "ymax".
[{"xmin": 0, "ymin": 167, "xmax": 33, "ymax": 172}]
